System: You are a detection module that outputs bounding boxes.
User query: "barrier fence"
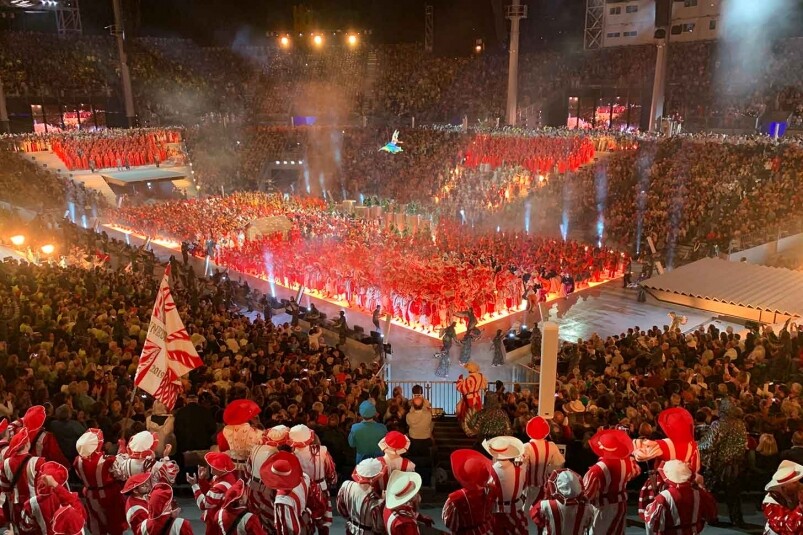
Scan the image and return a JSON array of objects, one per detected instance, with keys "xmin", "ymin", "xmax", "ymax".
[{"xmin": 386, "ymin": 380, "xmax": 540, "ymax": 416}]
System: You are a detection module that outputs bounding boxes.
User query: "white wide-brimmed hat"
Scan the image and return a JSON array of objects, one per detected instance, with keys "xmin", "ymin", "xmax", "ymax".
[
  {"xmin": 482, "ymin": 436, "xmax": 524, "ymax": 460},
  {"xmin": 385, "ymin": 470, "xmax": 422, "ymax": 509},
  {"xmin": 766, "ymin": 460, "xmax": 803, "ymax": 491}
]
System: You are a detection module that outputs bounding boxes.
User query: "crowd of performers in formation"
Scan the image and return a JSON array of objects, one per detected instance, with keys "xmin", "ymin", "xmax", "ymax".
[
  {"xmin": 115, "ymin": 193, "xmax": 626, "ymax": 333},
  {"xmin": 3, "ymin": 398, "xmax": 801, "ymax": 534}
]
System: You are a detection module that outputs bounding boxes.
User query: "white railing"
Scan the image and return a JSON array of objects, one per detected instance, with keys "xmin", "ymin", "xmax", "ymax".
[{"xmin": 386, "ymin": 380, "xmax": 540, "ymax": 415}]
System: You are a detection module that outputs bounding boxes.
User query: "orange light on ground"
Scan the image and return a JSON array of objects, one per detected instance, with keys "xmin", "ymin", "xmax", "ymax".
[
  {"xmin": 280, "ymin": 36, "xmax": 290, "ymax": 48},
  {"xmin": 347, "ymin": 34, "xmax": 358, "ymax": 46},
  {"xmin": 10, "ymin": 235, "xmax": 24, "ymax": 246},
  {"xmin": 313, "ymin": 34, "xmax": 323, "ymax": 47}
]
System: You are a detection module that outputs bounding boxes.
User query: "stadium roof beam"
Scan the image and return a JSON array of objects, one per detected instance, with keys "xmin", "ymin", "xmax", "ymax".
[
  {"xmin": 584, "ymin": 0, "xmax": 604, "ymax": 50},
  {"xmin": 0, "ymin": 0, "xmax": 82, "ymax": 35}
]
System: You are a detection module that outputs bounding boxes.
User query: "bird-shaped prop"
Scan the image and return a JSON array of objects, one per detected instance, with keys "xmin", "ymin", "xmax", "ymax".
[{"xmin": 379, "ymin": 129, "xmax": 404, "ymax": 154}]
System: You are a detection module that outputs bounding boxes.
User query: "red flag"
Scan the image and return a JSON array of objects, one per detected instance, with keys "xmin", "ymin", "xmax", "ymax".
[{"xmin": 135, "ymin": 265, "xmax": 202, "ymax": 410}]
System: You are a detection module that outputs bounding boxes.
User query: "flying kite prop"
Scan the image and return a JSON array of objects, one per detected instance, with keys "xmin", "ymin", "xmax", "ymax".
[{"xmin": 379, "ymin": 129, "xmax": 404, "ymax": 154}]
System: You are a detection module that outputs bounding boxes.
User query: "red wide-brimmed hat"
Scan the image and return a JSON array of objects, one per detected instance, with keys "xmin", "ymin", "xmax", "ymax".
[
  {"xmin": 52, "ymin": 504, "xmax": 86, "ymax": 535},
  {"xmin": 658, "ymin": 408, "xmax": 694, "ymax": 443},
  {"xmin": 23, "ymin": 405, "xmax": 46, "ymax": 434},
  {"xmin": 204, "ymin": 452, "xmax": 235, "ymax": 474},
  {"xmin": 379, "ymin": 431, "xmax": 410, "ymax": 455},
  {"xmin": 121, "ymin": 472, "xmax": 152, "ymax": 494},
  {"xmin": 451, "ymin": 449, "xmax": 492, "ymax": 490},
  {"xmin": 6, "ymin": 428, "xmax": 31, "ymax": 457},
  {"xmin": 260, "ymin": 451, "xmax": 303, "ymax": 490},
  {"xmin": 526, "ymin": 416, "xmax": 550, "ymax": 441},
  {"xmin": 589, "ymin": 429, "xmax": 633, "ymax": 460},
  {"xmin": 223, "ymin": 399, "xmax": 260, "ymax": 425}
]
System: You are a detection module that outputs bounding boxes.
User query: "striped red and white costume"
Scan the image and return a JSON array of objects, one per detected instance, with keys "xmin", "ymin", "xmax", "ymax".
[
  {"xmin": 456, "ymin": 371, "xmax": 487, "ymax": 420},
  {"xmin": 29, "ymin": 429, "xmax": 70, "ymax": 469},
  {"xmin": 336, "ymin": 480, "xmax": 384, "ymax": 535},
  {"xmin": 138, "ymin": 517, "xmax": 194, "ymax": 535},
  {"xmin": 192, "ymin": 472, "xmax": 237, "ymax": 535},
  {"xmin": 643, "ymin": 482, "xmax": 717, "ymax": 535},
  {"xmin": 247, "ymin": 444, "xmax": 280, "ymax": 528},
  {"xmin": 383, "ymin": 505, "xmax": 421, "ymax": 535},
  {"xmin": 217, "ymin": 424, "xmax": 261, "ymax": 479},
  {"xmin": 376, "ymin": 455, "xmax": 415, "ymax": 494},
  {"xmin": 530, "ymin": 495, "xmax": 594, "ymax": 535},
  {"xmin": 21, "ymin": 484, "xmax": 83, "ymax": 535},
  {"xmin": 522, "ymin": 438, "xmax": 564, "ymax": 504},
  {"xmin": 274, "ymin": 473, "xmax": 311, "ymax": 535},
  {"xmin": 762, "ymin": 493, "xmax": 803, "ymax": 535},
  {"xmin": 635, "ymin": 438, "xmax": 701, "ymax": 516},
  {"xmin": 583, "ymin": 457, "xmax": 640, "ymax": 535},
  {"xmin": 489, "ymin": 459, "xmax": 529, "ymax": 534},
  {"xmin": 442, "ymin": 487, "xmax": 495, "ymax": 535},
  {"xmin": 74, "ymin": 447, "xmax": 126, "ymax": 535},
  {"xmin": 216, "ymin": 506, "xmax": 267, "ymax": 535},
  {"xmin": 0, "ymin": 452, "xmax": 45, "ymax": 529},
  {"xmin": 293, "ymin": 444, "xmax": 336, "ymax": 533},
  {"xmin": 125, "ymin": 494, "xmax": 149, "ymax": 534}
]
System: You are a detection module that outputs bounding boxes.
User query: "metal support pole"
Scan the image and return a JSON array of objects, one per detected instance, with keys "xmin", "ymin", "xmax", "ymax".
[
  {"xmin": 0, "ymin": 74, "xmax": 9, "ymax": 133},
  {"xmin": 505, "ymin": 0, "xmax": 527, "ymax": 126},
  {"xmin": 112, "ymin": 0, "xmax": 136, "ymax": 127},
  {"xmin": 648, "ymin": 38, "xmax": 669, "ymax": 132}
]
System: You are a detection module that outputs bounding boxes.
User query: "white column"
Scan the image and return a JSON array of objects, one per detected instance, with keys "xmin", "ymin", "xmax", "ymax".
[
  {"xmin": 648, "ymin": 39, "xmax": 669, "ymax": 132},
  {"xmin": 506, "ymin": 0, "xmax": 523, "ymax": 126}
]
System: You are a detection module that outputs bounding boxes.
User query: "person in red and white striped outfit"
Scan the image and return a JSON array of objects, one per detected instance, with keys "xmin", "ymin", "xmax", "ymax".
[
  {"xmin": 762, "ymin": 460, "xmax": 803, "ymax": 535},
  {"xmin": 260, "ymin": 451, "xmax": 312, "ymax": 535},
  {"xmin": 376, "ymin": 431, "xmax": 416, "ymax": 495},
  {"xmin": 246, "ymin": 425, "xmax": 289, "ymax": 528},
  {"xmin": 583, "ymin": 429, "xmax": 640, "ymax": 535},
  {"xmin": 121, "ymin": 472, "xmax": 152, "ymax": 534},
  {"xmin": 21, "ymin": 461, "xmax": 85, "ymax": 535},
  {"xmin": 138, "ymin": 483, "xmax": 193, "ymax": 535},
  {"xmin": 0, "ymin": 428, "xmax": 46, "ymax": 529},
  {"xmin": 288, "ymin": 424, "xmax": 336, "ymax": 534},
  {"xmin": 215, "ymin": 480, "xmax": 266, "ymax": 535},
  {"xmin": 187, "ymin": 452, "xmax": 238, "ymax": 535},
  {"xmin": 530, "ymin": 469, "xmax": 594, "ymax": 535},
  {"xmin": 442, "ymin": 449, "xmax": 495, "ymax": 535},
  {"xmin": 643, "ymin": 460, "xmax": 717, "ymax": 535},
  {"xmin": 50, "ymin": 504, "xmax": 87, "ymax": 535},
  {"xmin": 73, "ymin": 428, "xmax": 126, "ymax": 535},
  {"xmin": 483, "ymin": 436, "xmax": 529, "ymax": 535},
  {"xmin": 521, "ymin": 416, "xmax": 565, "ymax": 507},
  {"xmin": 336, "ymin": 457, "xmax": 385, "ymax": 535},
  {"xmin": 383, "ymin": 470, "xmax": 426, "ymax": 535}
]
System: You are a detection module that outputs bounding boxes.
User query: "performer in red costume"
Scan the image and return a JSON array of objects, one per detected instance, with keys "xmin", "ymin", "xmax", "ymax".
[
  {"xmin": 121, "ymin": 472, "xmax": 152, "ymax": 535},
  {"xmin": 583, "ymin": 429, "xmax": 640, "ymax": 535},
  {"xmin": 483, "ymin": 436, "xmax": 528, "ymax": 535},
  {"xmin": 74, "ymin": 428, "xmax": 126, "ymax": 535},
  {"xmin": 762, "ymin": 460, "xmax": 803, "ymax": 535},
  {"xmin": 442, "ymin": 449, "xmax": 495, "ymax": 535},
  {"xmin": 288, "ymin": 424, "xmax": 337, "ymax": 534},
  {"xmin": 383, "ymin": 470, "xmax": 427, "ymax": 535},
  {"xmin": 139, "ymin": 483, "xmax": 193, "ymax": 535},
  {"xmin": 51, "ymin": 504, "xmax": 88, "ymax": 535},
  {"xmin": 0, "ymin": 429, "xmax": 46, "ymax": 529},
  {"xmin": 633, "ymin": 407, "xmax": 701, "ymax": 516},
  {"xmin": 336, "ymin": 457, "xmax": 385, "ymax": 535},
  {"xmin": 376, "ymin": 431, "xmax": 416, "ymax": 494},
  {"xmin": 215, "ymin": 480, "xmax": 266, "ymax": 535},
  {"xmin": 522, "ymin": 416, "xmax": 565, "ymax": 506},
  {"xmin": 260, "ymin": 451, "xmax": 312, "ymax": 535},
  {"xmin": 247, "ymin": 425, "xmax": 290, "ymax": 528},
  {"xmin": 643, "ymin": 460, "xmax": 717, "ymax": 535},
  {"xmin": 187, "ymin": 452, "xmax": 238, "ymax": 535},
  {"xmin": 23, "ymin": 406, "xmax": 69, "ymax": 469},
  {"xmin": 21, "ymin": 461, "xmax": 84, "ymax": 535},
  {"xmin": 217, "ymin": 400, "xmax": 261, "ymax": 478},
  {"xmin": 530, "ymin": 469, "xmax": 594, "ymax": 535}
]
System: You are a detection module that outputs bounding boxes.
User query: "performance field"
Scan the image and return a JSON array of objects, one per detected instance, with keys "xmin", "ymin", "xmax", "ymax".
[{"xmin": 3, "ymin": 1, "xmax": 803, "ymax": 533}]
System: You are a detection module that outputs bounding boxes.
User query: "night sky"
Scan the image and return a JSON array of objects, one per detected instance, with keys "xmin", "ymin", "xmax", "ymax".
[{"xmin": 72, "ymin": 0, "xmax": 587, "ymax": 54}]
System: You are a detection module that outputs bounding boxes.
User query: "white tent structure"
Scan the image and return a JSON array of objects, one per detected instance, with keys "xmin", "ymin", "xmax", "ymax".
[{"xmin": 641, "ymin": 257, "xmax": 803, "ymax": 323}]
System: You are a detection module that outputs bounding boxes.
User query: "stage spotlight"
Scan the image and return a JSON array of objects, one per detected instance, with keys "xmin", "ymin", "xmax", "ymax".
[
  {"xmin": 40, "ymin": 244, "xmax": 55, "ymax": 255},
  {"xmin": 10, "ymin": 235, "xmax": 24, "ymax": 246},
  {"xmin": 280, "ymin": 36, "xmax": 290, "ymax": 48},
  {"xmin": 313, "ymin": 34, "xmax": 323, "ymax": 47},
  {"xmin": 347, "ymin": 34, "xmax": 358, "ymax": 47}
]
